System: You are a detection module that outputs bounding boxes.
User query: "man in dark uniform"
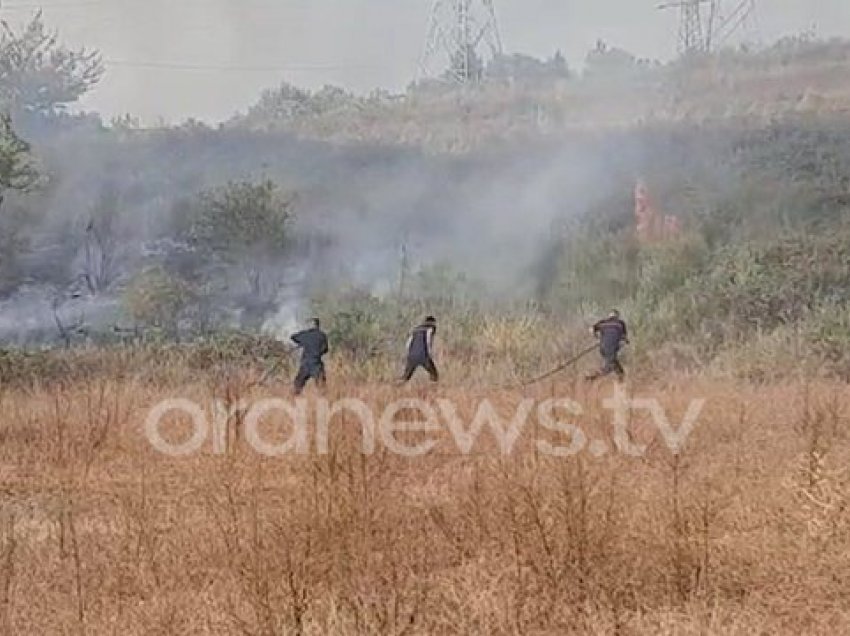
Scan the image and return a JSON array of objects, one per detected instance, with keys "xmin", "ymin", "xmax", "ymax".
[
  {"xmin": 400, "ymin": 316, "xmax": 439, "ymax": 384},
  {"xmin": 291, "ymin": 318, "xmax": 329, "ymax": 396},
  {"xmin": 587, "ymin": 310, "xmax": 629, "ymax": 382}
]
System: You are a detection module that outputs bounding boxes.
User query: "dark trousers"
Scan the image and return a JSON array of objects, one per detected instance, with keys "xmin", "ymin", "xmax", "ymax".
[
  {"xmin": 401, "ymin": 356, "xmax": 439, "ymax": 383},
  {"xmin": 294, "ymin": 360, "xmax": 326, "ymax": 395},
  {"xmin": 589, "ymin": 349, "xmax": 624, "ymax": 381}
]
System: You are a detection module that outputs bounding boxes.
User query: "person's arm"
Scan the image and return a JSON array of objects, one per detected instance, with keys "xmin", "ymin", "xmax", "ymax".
[
  {"xmin": 590, "ymin": 321, "xmax": 601, "ymax": 338},
  {"xmin": 291, "ymin": 331, "xmax": 304, "ymax": 347},
  {"xmin": 426, "ymin": 327, "xmax": 435, "ymax": 354},
  {"xmin": 621, "ymin": 321, "xmax": 630, "ymax": 344},
  {"xmin": 320, "ymin": 334, "xmax": 329, "ymax": 356}
]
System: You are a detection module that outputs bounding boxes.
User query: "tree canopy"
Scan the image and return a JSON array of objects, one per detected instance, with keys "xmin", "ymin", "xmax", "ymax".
[
  {"xmin": 190, "ymin": 180, "xmax": 295, "ymax": 298},
  {"xmin": 0, "ymin": 12, "xmax": 103, "ymax": 118},
  {"xmin": 0, "ymin": 114, "xmax": 37, "ymax": 195}
]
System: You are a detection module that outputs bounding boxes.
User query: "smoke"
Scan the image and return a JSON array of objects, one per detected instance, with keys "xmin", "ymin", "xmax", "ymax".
[
  {"xmin": 0, "ymin": 286, "xmax": 122, "ymax": 345},
  {"xmin": 261, "ymin": 302, "xmax": 304, "ymax": 343},
  {"xmin": 0, "ymin": 1, "xmax": 841, "ymax": 350},
  {"xmin": 0, "ymin": 102, "xmax": 750, "ymax": 347}
]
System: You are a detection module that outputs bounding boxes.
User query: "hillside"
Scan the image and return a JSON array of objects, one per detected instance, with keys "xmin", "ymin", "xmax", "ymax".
[
  {"xmin": 230, "ymin": 37, "xmax": 850, "ymax": 152},
  {"xmin": 0, "ymin": 22, "xmax": 850, "ymax": 385}
]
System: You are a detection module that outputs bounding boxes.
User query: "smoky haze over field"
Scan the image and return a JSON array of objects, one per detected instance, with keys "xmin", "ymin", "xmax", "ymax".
[
  {"xmin": 0, "ymin": 2, "xmax": 847, "ymax": 345},
  {"xmin": 0, "ymin": 123, "xmax": 659, "ymax": 343}
]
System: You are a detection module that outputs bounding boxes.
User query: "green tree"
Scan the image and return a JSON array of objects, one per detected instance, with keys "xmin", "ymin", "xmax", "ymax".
[
  {"xmin": 0, "ymin": 200, "xmax": 31, "ymax": 293},
  {"xmin": 487, "ymin": 52, "xmax": 571, "ymax": 83},
  {"xmin": 191, "ymin": 180, "xmax": 295, "ymax": 298},
  {"xmin": 309, "ymin": 84, "xmax": 356, "ymax": 114},
  {"xmin": 241, "ymin": 82, "xmax": 311, "ymax": 125},
  {"xmin": 0, "ymin": 112, "xmax": 38, "ymax": 294},
  {"xmin": 0, "ymin": 114, "xmax": 37, "ymax": 198},
  {"xmin": 124, "ymin": 266, "xmax": 194, "ymax": 336},
  {"xmin": 0, "ymin": 12, "xmax": 103, "ymax": 118}
]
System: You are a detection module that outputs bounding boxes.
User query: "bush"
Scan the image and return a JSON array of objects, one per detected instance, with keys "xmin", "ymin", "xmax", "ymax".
[
  {"xmin": 311, "ymin": 290, "xmax": 399, "ymax": 365},
  {"xmin": 124, "ymin": 266, "xmax": 194, "ymax": 335}
]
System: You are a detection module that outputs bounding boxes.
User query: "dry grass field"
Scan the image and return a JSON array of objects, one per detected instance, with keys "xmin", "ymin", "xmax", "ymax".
[{"xmin": 0, "ymin": 359, "xmax": 848, "ymax": 635}]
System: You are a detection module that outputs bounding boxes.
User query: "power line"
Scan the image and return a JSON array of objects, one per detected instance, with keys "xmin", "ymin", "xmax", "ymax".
[
  {"xmin": 103, "ymin": 59, "xmax": 392, "ymax": 74},
  {"xmin": 1, "ymin": 1, "xmax": 106, "ymax": 10},
  {"xmin": 1, "ymin": 0, "xmax": 316, "ymax": 8},
  {"xmin": 714, "ymin": 0, "xmax": 757, "ymax": 47}
]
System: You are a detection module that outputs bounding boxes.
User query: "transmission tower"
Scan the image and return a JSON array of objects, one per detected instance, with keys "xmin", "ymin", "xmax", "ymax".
[
  {"xmin": 659, "ymin": 0, "xmax": 756, "ymax": 55},
  {"xmin": 418, "ymin": 0, "xmax": 503, "ymax": 84},
  {"xmin": 659, "ymin": 0, "xmax": 715, "ymax": 54}
]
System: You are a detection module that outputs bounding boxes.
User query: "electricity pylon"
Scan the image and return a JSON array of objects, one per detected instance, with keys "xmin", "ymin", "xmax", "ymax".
[
  {"xmin": 659, "ymin": 0, "xmax": 756, "ymax": 55},
  {"xmin": 418, "ymin": 0, "xmax": 503, "ymax": 84}
]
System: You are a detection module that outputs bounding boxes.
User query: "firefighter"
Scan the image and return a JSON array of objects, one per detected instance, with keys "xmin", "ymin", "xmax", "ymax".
[
  {"xmin": 291, "ymin": 318, "xmax": 329, "ymax": 396},
  {"xmin": 587, "ymin": 310, "xmax": 629, "ymax": 382},
  {"xmin": 400, "ymin": 316, "xmax": 439, "ymax": 384}
]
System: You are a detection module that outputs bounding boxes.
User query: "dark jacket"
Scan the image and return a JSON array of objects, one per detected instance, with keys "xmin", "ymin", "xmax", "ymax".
[
  {"xmin": 291, "ymin": 327, "xmax": 329, "ymax": 364},
  {"xmin": 407, "ymin": 323, "xmax": 436, "ymax": 360},
  {"xmin": 593, "ymin": 318, "xmax": 628, "ymax": 355}
]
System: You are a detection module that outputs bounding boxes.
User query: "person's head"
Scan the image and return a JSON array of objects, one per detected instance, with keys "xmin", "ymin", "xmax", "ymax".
[
  {"xmin": 311, "ymin": 317, "xmax": 321, "ymax": 329},
  {"xmin": 608, "ymin": 309, "xmax": 620, "ymax": 320},
  {"xmin": 424, "ymin": 315, "xmax": 436, "ymax": 326}
]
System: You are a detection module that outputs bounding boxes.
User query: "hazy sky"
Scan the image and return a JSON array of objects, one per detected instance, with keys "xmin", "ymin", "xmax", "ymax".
[{"xmin": 6, "ymin": 0, "xmax": 850, "ymax": 123}]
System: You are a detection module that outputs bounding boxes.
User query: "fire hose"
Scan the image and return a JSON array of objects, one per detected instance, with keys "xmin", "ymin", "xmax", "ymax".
[
  {"xmin": 248, "ymin": 347, "xmax": 299, "ymax": 389},
  {"xmin": 510, "ymin": 343, "xmax": 599, "ymax": 389}
]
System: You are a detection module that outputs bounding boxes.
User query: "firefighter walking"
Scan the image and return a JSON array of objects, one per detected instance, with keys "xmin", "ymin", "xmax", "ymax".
[
  {"xmin": 400, "ymin": 316, "xmax": 439, "ymax": 384},
  {"xmin": 587, "ymin": 310, "xmax": 629, "ymax": 382},
  {"xmin": 291, "ymin": 318, "xmax": 329, "ymax": 396}
]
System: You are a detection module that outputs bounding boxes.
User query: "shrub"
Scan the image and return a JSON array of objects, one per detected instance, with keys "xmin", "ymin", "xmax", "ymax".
[{"xmin": 124, "ymin": 266, "xmax": 194, "ymax": 336}]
